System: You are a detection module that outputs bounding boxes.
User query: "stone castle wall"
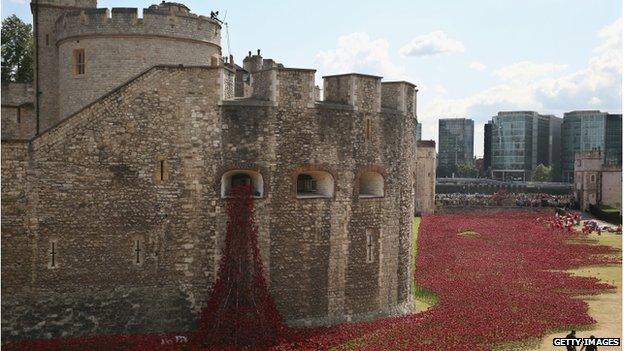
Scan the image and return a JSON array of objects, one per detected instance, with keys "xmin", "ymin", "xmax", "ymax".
[
  {"xmin": 1, "ymin": 83, "xmax": 36, "ymax": 140},
  {"xmin": 2, "ymin": 66, "xmax": 231, "ymax": 339},
  {"xmin": 32, "ymin": 0, "xmax": 98, "ymax": 131},
  {"xmin": 54, "ymin": 5, "xmax": 221, "ymax": 119},
  {"xmin": 1, "ymin": 65, "xmax": 417, "ymax": 339},
  {"xmin": 415, "ymin": 140, "xmax": 436, "ymax": 214}
]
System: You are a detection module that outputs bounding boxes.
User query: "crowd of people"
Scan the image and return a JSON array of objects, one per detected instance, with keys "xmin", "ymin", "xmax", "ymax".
[
  {"xmin": 435, "ymin": 192, "xmax": 576, "ymax": 209},
  {"xmin": 513, "ymin": 193, "xmax": 576, "ymax": 208},
  {"xmin": 582, "ymin": 219, "xmax": 622, "ymax": 234}
]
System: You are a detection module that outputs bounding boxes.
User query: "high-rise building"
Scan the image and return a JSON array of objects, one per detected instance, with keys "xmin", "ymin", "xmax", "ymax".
[
  {"xmin": 488, "ymin": 111, "xmax": 561, "ymax": 181},
  {"xmin": 437, "ymin": 118, "xmax": 474, "ymax": 177},
  {"xmin": 561, "ymin": 111, "xmax": 622, "ymax": 182},
  {"xmin": 605, "ymin": 113, "xmax": 622, "ymax": 166},
  {"xmin": 484, "ymin": 123, "xmax": 492, "ymax": 175},
  {"xmin": 548, "ymin": 115, "xmax": 563, "ymax": 181}
]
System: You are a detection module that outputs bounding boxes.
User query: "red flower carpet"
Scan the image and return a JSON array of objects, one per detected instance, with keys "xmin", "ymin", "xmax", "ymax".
[{"xmin": 5, "ymin": 212, "xmax": 619, "ymax": 350}]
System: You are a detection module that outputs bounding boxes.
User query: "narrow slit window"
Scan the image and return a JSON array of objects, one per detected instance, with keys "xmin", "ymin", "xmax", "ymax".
[
  {"xmin": 45, "ymin": 34, "xmax": 49, "ymax": 46},
  {"xmin": 366, "ymin": 232, "xmax": 374, "ymax": 263},
  {"xmin": 49, "ymin": 240, "xmax": 57, "ymax": 268},
  {"xmin": 155, "ymin": 159, "xmax": 168, "ymax": 184},
  {"xmin": 159, "ymin": 160, "xmax": 165, "ymax": 181},
  {"xmin": 365, "ymin": 119, "xmax": 372, "ymax": 140},
  {"xmin": 134, "ymin": 238, "xmax": 142, "ymax": 265},
  {"xmin": 73, "ymin": 49, "xmax": 85, "ymax": 75},
  {"xmin": 16, "ymin": 107, "xmax": 21, "ymax": 124}
]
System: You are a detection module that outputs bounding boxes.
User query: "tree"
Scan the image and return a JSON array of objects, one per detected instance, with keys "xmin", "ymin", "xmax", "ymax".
[
  {"xmin": 456, "ymin": 162, "xmax": 478, "ymax": 178},
  {"xmin": 533, "ymin": 164, "xmax": 553, "ymax": 182},
  {"xmin": 1, "ymin": 15, "xmax": 33, "ymax": 83}
]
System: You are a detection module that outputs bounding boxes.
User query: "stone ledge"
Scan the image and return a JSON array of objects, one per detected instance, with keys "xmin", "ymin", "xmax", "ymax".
[
  {"xmin": 220, "ymin": 99, "xmax": 275, "ymax": 107},
  {"xmin": 314, "ymin": 102, "xmax": 355, "ymax": 111},
  {"xmin": 286, "ymin": 299, "xmax": 414, "ymax": 327},
  {"xmin": 381, "ymin": 107, "xmax": 403, "ymax": 115}
]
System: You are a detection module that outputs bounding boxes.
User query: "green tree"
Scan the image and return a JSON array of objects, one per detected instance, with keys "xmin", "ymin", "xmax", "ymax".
[
  {"xmin": 532, "ymin": 164, "xmax": 553, "ymax": 182},
  {"xmin": 456, "ymin": 162, "xmax": 478, "ymax": 178},
  {"xmin": 1, "ymin": 15, "xmax": 33, "ymax": 83}
]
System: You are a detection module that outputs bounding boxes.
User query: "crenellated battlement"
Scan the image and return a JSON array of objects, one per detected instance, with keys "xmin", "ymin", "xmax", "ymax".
[
  {"xmin": 381, "ymin": 81, "xmax": 417, "ymax": 115},
  {"xmin": 323, "ymin": 73, "xmax": 382, "ymax": 112},
  {"xmin": 55, "ymin": 3, "xmax": 221, "ymax": 46},
  {"xmin": 31, "ymin": 0, "xmax": 97, "ymax": 9},
  {"xmin": 244, "ymin": 68, "xmax": 418, "ymax": 113},
  {"xmin": 249, "ymin": 67, "xmax": 316, "ymax": 108}
]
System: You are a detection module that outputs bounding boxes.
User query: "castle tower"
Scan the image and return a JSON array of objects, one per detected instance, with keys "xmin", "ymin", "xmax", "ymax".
[
  {"xmin": 34, "ymin": 1, "xmax": 223, "ymax": 129},
  {"xmin": 31, "ymin": 0, "xmax": 97, "ymax": 132},
  {"xmin": 243, "ymin": 50, "xmax": 263, "ymax": 73}
]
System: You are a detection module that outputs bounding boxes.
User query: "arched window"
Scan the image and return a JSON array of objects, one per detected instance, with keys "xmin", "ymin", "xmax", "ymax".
[
  {"xmin": 590, "ymin": 174, "xmax": 596, "ymax": 183},
  {"xmin": 296, "ymin": 171, "xmax": 334, "ymax": 198},
  {"xmin": 359, "ymin": 171, "xmax": 384, "ymax": 198},
  {"xmin": 221, "ymin": 170, "xmax": 263, "ymax": 198}
]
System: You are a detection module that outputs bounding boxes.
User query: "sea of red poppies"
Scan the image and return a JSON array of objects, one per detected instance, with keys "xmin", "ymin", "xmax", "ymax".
[{"xmin": 5, "ymin": 211, "xmax": 619, "ymax": 350}]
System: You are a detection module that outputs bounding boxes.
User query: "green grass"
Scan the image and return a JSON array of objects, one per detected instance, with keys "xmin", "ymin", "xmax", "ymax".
[
  {"xmin": 412, "ymin": 217, "xmax": 439, "ymax": 307},
  {"xmin": 330, "ymin": 218, "xmax": 438, "ymax": 351},
  {"xmin": 596, "ymin": 205, "xmax": 620, "ymax": 214}
]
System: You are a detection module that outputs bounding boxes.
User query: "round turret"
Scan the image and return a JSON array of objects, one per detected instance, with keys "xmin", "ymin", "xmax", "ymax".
[{"xmin": 55, "ymin": 3, "xmax": 222, "ymax": 118}]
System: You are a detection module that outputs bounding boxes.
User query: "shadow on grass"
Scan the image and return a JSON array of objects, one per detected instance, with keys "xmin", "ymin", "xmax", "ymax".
[{"xmin": 412, "ymin": 217, "xmax": 439, "ymax": 308}]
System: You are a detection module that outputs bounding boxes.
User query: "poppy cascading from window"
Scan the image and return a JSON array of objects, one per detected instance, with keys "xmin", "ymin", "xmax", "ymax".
[
  {"xmin": 195, "ymin": 184, "xmax": 284, "ymax": 348},
  {"xmin": 231, "ymin": 173, "xmax": 252, "ymax": 188}
]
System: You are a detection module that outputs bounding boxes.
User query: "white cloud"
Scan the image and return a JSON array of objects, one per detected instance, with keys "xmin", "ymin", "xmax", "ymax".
[
  {"xmin": 469, "ymin": 61, "xmax": 487, "ymax": 71},
  {"xmin": 418, "ymin": 17, "xmax": 622, "ymax": 153},
  {"xmin": 315, "ymin": 32, "xmax": 405, "ymax": 81},
  {"xmin": 493, "ymin": 61, "xmax": 568, "ymax": 82},
  {"xmin": 589, "ymin": 97, "xmax": 601, "ymax": 105},
  {"xmin": 399, "ymin": 30, "xmax": 465, "ymax": 57}
]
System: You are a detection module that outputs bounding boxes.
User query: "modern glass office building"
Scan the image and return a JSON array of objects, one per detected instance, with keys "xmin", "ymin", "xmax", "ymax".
[
  {"xmin": 483, "ymin": 123, "xmax": 492, "ymax": 175},
  {"xmin": 605, "ymin": 113, "xmax": 622, "ymax": 166},
  {"xmin": 437, "ymin": 118, "xmax": 474, "ymax": 177},
  {"xmin": 488, "ymin": 111, "xmax": 561, "ymax": 181},
  {"xmin": 561, "ymin": 111, "xmax": 622, "ymax": 182}
]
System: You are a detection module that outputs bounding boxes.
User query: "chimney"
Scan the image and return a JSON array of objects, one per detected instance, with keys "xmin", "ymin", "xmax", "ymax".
[{"xmin": 229, "ymin": 54, "xmax": 234, "ymax": 68}]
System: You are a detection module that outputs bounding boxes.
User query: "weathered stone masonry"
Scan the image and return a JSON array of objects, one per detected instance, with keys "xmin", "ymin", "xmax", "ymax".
[
  {"xmin": 1, "ymin": 1, "xmax": 422, "ymax": 341},
  {"xmin": 2, "ymin": 63, "xmax": 418, "ymax": 340}
]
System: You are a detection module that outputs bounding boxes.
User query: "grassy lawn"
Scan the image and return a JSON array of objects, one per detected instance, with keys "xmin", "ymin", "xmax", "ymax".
[
  {"xmin": 596, "ymin": 205, "xmax": 620, "ymax": 214},
  {"xmin": 412, "ymin": 217, "xmax": 439, "ymax": 308},
  {"xmin": 496, "ymin": 231, "xmax": 622, "ymax": 351},
  {"xmin": 332, "ymin": 217, "xmax": 438, "ymax": 351}
]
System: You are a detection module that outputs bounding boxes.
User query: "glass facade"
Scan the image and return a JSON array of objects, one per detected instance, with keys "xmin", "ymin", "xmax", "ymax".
[
  {"xmin": 437, "ymin": 118, "xmax": 474, "ymax": 177},
  {"xmin": 606, "ymin": 114, "xmax": 622, "ymax": 166},
  {"xmin": 489, "ymin": 111, "xmax": 559, "ymax": 181},
  {"xmin": 484, "ymin": 123, "xmax": 492, "ymax": 174},
  {"xmin": 561, "ymin": 111, "xmax": 622, "ymax": 182}
]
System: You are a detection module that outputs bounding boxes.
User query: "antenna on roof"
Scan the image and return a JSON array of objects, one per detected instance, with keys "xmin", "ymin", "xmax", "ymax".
[
  {"xmin": 210, "ymin": 10, "xmax": 231, "ymax": 57},
  {"xmin": 223, "ymin": 10, "xmax": 231, "ymax": 58}
]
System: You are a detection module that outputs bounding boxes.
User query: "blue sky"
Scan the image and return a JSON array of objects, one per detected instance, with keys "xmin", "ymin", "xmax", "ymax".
[{"xmin": 2, "ymin": 0, "xmax": 621, "ymax": 156}]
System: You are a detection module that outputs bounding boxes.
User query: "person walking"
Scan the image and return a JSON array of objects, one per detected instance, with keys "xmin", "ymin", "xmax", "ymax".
[
  {"xmin": 580, "ymin": 335, "xmax": 598, "ymax": 351},
  {"xmin": 566, "ymin": 330, "xmax": 578, "ymax": 351}
]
